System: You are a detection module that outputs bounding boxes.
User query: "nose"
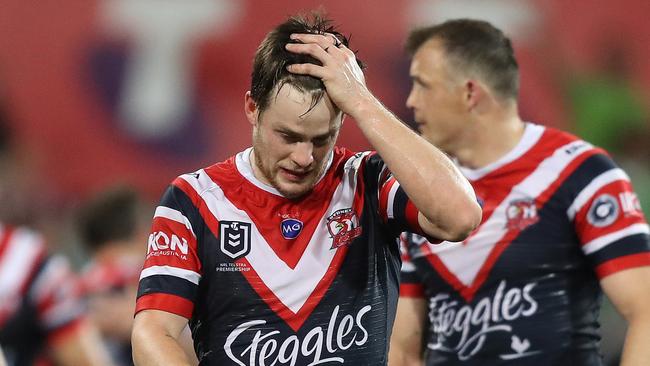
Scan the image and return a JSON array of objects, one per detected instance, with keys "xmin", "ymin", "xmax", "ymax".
[
  {"xmin": 290, "ymin": 142, "xmax": 314, "ymax": 169},
  {"xmin": 406, "ymin": 88, "xmax": 416, "ymax": 109}
]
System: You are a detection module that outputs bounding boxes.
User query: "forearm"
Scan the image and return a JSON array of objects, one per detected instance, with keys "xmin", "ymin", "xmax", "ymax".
[
  {"xmin": 351, "ymin": 98, "xmax": 480, "ymax": 240},
  {"xmin": 132, "ymin": 325, "xmax": 193, "ymax": 366},
  {"xmin": 619, "ymin": 315, "xmax": 650, "ymax": 366}
]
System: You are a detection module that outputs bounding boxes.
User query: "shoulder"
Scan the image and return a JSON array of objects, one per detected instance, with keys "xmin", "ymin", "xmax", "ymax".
[{"xmin": 163, "ymin": 156, "xmax": 238, "ymax": 206}]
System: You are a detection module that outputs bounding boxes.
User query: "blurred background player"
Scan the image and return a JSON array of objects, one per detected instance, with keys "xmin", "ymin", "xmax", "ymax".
[
  {"xmin": 0, "ymin": 99, "xmax": 113, "ymax": 366},
  {"xmin": 77, "ymin": 186, "xmax": 198, "ymax": 365},
  {"xmin": 389, "ymin": 19, "xmax": 650, "ymax": 366},
  {"xmin": 77, "ymin": 186, "xmax": 149, "ymax": 365}
]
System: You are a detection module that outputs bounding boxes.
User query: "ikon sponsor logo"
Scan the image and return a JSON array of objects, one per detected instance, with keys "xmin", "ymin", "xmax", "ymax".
[
  {"xmin": 619, "ymin": 191, "xmax": 643, "ymax": 216},
  {"xmin": 147, "ymin": 231, "xmax": 188, "ymax": 260},
  {"xmin": 281, "ymin": 218, "xmax": 303, "ymax": 239},
  {"xmin": 224, "ymin": 305, "xmax": 371, "ymax": 365},
  {"xmin": 428, "ymin": 280, "xmax": 540, "ymax": 361}
]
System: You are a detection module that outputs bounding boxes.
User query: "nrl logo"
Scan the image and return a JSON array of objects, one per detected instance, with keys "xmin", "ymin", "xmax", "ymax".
[
  {"xmin": 326, "ymin": 208, "xmax": 362, "ymax": 249},
  {"xmin": 219, "ymin": 221, "xmax": 251, "ymax": 260}
]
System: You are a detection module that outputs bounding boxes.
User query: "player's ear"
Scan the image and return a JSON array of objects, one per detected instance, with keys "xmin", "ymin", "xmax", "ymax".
[
  {"xmin": 465, "ymin": 79, "xmax": 485, "ymax": 112},
  {"xmin": 244, "ymin": 91, "xmax": 259, "ymax": 127}
]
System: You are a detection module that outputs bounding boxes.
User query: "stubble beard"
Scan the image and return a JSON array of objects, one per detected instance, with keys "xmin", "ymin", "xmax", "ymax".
[{"xmin": 252, "ymin": 147, "xmax": 312, "ymax": 200}]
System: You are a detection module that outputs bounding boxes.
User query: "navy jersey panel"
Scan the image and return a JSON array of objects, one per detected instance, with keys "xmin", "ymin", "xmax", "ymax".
[
  {"xmin": 136, "ymin": 147, "xmax": 416, "ymax": 365},
  {"xmin": 400, "ymin": 124, "xmax": 650, "ymax": 365}
]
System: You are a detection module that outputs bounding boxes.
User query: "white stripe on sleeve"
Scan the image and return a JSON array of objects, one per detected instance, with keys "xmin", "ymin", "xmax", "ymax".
[
  {"xmin": 582, "ymin": 223, "xmax": 650, "ymax": 255},
  {"xmin": 154, "ymin": 206, "xmax": 196, "ymax": 238},
  {"xmin": 567, "ymin": 168, "xmax": 629, "ymax": 220},
  {"xmin": 140, "ymin": 265, "xmax": 201, "ymax": 285},
  {"xmin": 386, "ymin": 180, "xmax": 400, "ymax": 220}
]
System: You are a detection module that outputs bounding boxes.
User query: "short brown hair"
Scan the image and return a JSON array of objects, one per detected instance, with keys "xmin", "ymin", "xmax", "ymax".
[
  {"xmin": 250, "ymin": 13, "xmax": 364, "ymax": 113},
  {"xmin": 406, "ymin": 19, "xmax": 519, "ymax": 100}
]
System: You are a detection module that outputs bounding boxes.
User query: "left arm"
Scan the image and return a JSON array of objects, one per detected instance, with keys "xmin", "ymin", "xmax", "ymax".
[
  {"xmin": 601, "ymin": 266, "xmax": 650, "ymax": 366},
  {"xmin": 286, "ymin": 34, "xmax": 481, "ymax": 241}
]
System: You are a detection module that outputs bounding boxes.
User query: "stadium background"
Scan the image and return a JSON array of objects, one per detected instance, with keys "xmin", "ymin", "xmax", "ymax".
[{"xmin": 1, "ymin": 0, "xmax": 648, "ymax": 364}]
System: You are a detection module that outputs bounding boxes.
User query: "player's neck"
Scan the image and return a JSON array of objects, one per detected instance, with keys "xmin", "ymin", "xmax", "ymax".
[
  {"xmin": 454, "ymin": 110, "xmax": 525, "ymax": 170},
  {"xmin": 249, "ymin": 148, "xmax": 273, "ymax": 186}
]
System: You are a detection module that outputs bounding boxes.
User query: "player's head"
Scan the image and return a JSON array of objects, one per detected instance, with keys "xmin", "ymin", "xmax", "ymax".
[
  {"xmin": 77, "ymin": 186, "xmax": 144, "ymax": 253},
  {"xmin": 245, "ymin": 13, "xmax": 363, "ymax": 199},
  {"xmin": 404, "ymin": 19, "xmax": 519, "ymax": 152}
]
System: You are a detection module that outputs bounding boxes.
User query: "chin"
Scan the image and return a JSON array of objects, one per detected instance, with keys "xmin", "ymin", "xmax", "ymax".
[
  {"xmin": 278, "ymin": 187, "xmax": 310, "ymax": 200},
  {"xmin": 275, "ymin": 180, "xmax": 314, "ymax": 200}
]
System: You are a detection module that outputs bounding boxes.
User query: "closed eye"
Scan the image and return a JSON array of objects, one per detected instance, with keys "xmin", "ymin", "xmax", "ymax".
[{"xmin": 312, "ymin": 135, "xmax": 331, "ymax": 147}]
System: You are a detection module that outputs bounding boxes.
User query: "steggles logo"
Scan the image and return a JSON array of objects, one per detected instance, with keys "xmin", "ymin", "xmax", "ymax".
[
  {"xmin": 428, "ymin": 280, "xmax": 541, "ymax": 361},
  {"xmin": 224, "ymin": 305, "xmax": 372, "ymax": 365}
]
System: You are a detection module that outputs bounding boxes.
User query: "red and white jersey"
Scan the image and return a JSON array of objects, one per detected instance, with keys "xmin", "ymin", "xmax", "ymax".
[
  {"xmin": 0, "ymin": 224, "xmax": 86, "ymax": 366},
  {"xmin": 136, "ymin": 147, "xmax": 425, "ymax": 365},
  {"xmin": 400, "ymin": 123, "xmax": 650, "ymax": 365}
]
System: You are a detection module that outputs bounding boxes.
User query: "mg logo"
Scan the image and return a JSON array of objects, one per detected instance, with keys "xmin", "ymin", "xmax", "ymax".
[
  {"xmin": 281, "ymin": 218, "xmax": 303, "ymax": 239},
  {"xmin": 219, "ymin": 221, "xmax": 251, "ymax": 259}
]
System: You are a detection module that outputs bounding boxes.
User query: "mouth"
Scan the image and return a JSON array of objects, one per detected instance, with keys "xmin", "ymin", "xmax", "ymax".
[
  {"xmin": 280, "ymin": 168, "xmax": 311, "ymax": 182},
  {"xmin": 413, "ymin": 120, "xmax": 425, "ymax": 132}
]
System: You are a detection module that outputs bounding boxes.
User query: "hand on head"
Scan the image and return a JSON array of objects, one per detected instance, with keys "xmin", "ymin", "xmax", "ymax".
[{"xmin": 285, "ymin": 33, "xmax": 371, "ymax": 116}]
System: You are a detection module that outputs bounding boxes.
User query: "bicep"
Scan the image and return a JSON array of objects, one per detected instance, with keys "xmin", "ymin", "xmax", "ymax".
[
  {"xmin": 133, "ymin": 309, "xmax": 189, "ymax": 341},
  {"xmin": 132, "ymin": 310, "xmax": 193, "ymax": 366},
  {"xmin": 601, "ymin": 266, "xmax": 650, "ymax": 321}
]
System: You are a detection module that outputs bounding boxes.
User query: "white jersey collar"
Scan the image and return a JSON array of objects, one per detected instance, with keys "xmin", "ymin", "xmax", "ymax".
[{"xmin": 235, "ymin": 147, "xmax": 334, "ymax": 197}]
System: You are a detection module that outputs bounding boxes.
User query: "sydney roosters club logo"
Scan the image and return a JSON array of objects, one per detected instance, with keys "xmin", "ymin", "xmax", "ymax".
[
  {"xmin": 505, "ymin": 199, "xmax": 539, "ymax": 230},
  {"xmin": 326, "ymin": 208, "xmax": 362, "ymax": 249}
]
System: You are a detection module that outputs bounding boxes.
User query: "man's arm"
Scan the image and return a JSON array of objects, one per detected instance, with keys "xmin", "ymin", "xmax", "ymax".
[
  {"xmin": 132, "ymin": 309, "xmax": 194, "ymax": 366},
  {"xmin": 389, "ymin": 297, "xmax": 427, "ymax": 366},
  {"xmin": 600, "ymin": 266, "xmax": 650, "ymax": 366},
  {"xmin": 286, "ymin": 34, "xmax": 481, "ymax": 242},
  {"xmin": 50, "ymin": 321, "xmax": 114, "ymax": 366}
]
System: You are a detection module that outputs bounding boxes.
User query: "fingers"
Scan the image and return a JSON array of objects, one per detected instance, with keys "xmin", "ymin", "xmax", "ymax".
[
  {"xmin": 285, "ymin": 33, "xmax": 358, "ymax": 81},
  {"xmin": 289, "ymin": 33, "xmax": 343, "ymax": 50},
  {"xmin": 286, "ymin": 62, "xmax": 327, "ymax": 79},
  {"xmin": 291, "ymin": 33, "xmax": 356, "ymax": 60}
]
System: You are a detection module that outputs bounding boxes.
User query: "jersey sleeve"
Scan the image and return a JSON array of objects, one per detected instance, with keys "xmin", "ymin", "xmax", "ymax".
[
  {"xmin": 566, "ymin": 153, "xmax": 650, "ymax": 279},
  {"xmin": 362, "ymin": 152, "xmax": 437, "ymax": 240},
  {"xmin": 398, "ymin": 233, "xmax": 425, "ymax": 298},
  {"xmin": 135, "ymin": 181, "xmax": 203, "ymax": 319}
]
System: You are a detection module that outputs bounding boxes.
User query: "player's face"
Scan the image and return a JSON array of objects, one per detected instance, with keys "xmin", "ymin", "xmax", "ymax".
[
  {"xmin": 406, "ymin": 39, "xmax": 469, "ymax": 154},
  {"xmin": 246, "ymin": 84, "xmax": 342, "ymax": 199}
]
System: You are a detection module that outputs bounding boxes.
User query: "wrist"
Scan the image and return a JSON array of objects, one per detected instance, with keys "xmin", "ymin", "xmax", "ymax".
[{"xmin": 347, "ymin": 93, "xmax": 382, "ymax": 122}]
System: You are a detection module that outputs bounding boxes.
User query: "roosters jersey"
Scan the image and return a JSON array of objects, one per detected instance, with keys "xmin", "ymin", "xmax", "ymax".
[
  {"xmin": 0, "ymin": 224, "xmax": 86, "ymax": 366},
  {"xmin": 400, "ymin": 123, "xmax": 650, "ymax": 365},
  {"xmin": 136, "ymin": 147, "xmax": 425, "ymax": 365}
]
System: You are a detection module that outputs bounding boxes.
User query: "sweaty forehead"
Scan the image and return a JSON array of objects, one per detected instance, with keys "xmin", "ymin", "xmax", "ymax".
[{"xmin": 261, "ymin": 84, "xmax": 342, "ymax": 132}]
